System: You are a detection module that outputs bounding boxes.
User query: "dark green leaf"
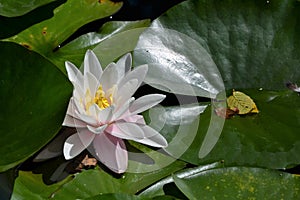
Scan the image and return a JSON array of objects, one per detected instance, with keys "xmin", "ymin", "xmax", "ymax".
[
  {"xmin": 0, "ymin": 0, "xmax": 57, "ymax": 17},
  {"xmin": 52, "ymin": 20, "xmax": 150, "ymax": 70},
  {"xmin": 180, "ymin": 89, "xmax": 300, "ymax": 169},
  {"xmin": 11, "ymin": 156, "xmax": 185, "ymax": 200},
  {"xmin": 139, "ymin": 162, "xmax": 223, "ymax": 199},
  {"xmin": 83, "ymin": 193, "xmax": 148, "ymax": 200},
  {"xmin": 0, "ymin": 0, "xmax": 64, "ymax": 39},
  {"xmin": 151, "ymin": 0, "xmax": 300, "ymax": 90},
  {"xmin": 92, "ymin": 27, "xmax": 148, "ymax": 67},
  {"xmin": 0, "ymin": 41, "xmax": 72, "ymax": 172},
  {"xmin": 173, "ymin": 167, "xmax": 300, "ymax": 199},
  {"xmin": 4, "ymin": 0, "xmax": 122, "ymax": 72}
]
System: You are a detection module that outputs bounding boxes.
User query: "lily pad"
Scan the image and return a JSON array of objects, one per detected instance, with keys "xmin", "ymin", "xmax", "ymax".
[
  {"xmin": 0, "ymin": 41, "xmax": 72, "ymax": 172},
  {"xmin": 11, "ymin": 159, "xmax": 185, "ymax": 199},
  {"xmin": 173, "ymin": 167, "xmax": 300, "ymax": 199},
  {"xmin": 139, "ymin": 162, "xmax": 223, "ymax": 198},
  {"xmin": 0, "ymin": 0, "xmax": 57, "ymax": 17},
  {"xmin": 150, "ymin": 0, "xmax": 300, "ymax": 90},
  {"xmin": 4, "ymin": 0, "xmax": 122, "ymax": 72},
  {"xmin": 83, "ymin": 193, "xmax": 148, "ymax": 200},
  {"xmin": 52, "ymin": 20, "xmax": 150, "ymax": 70},
  {"xmin": 180, "ymin": 89, "xmax": 300, "ymax": 169}
]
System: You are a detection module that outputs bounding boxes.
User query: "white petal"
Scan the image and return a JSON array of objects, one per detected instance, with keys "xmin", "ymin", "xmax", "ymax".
[
  {"xmin": 63, "ymin": 133, "xmax": 86, "ymax": 160},
  {"xmin": 117, "ymin": 64, "xmax": 148, "ymax": 93},
  {"xmin": 100, "ymin": 62, "xmax": 120, "ymax": 91},
  {"xmin": 65, "ymin": 61, "xmax": 83, "ymax": 86},
  {"xmin": 87, "ymin": 124, "xmax": 107, "ymax": 134},
  {"xmin": 66, "ymin": 97, "xmax": 85, "ymax": 118},
  {"xmin": 65, "ymin": 98, "xmax": 76, "ymax": 117},
  {"xmin": 129, "ymin": 94, "xmax": 166, "ymax": 115},
  {"xmin": 84, "ymin": 72, "xmax": 99, "ymax": 98},
  {"xmin": 75, "ymin": 111, "xmax": 98, "ymax": 126},
  {"xmin": 62, "ymin": 114, "xmax": 86, "ymax": 128},
  {"xmin": 77, "ymin": 129, "xmax": 96, "ymax": 148},
  {"xmin": 72, "ymin": 82, "xmax": 84, "ymax": 100},
  {"xmin": 137, "ymin": 125, "xmax": 168, "ymax": 148},
  {"xmin": 116, "ymin": 53, "xmax": 132, "ymax": 76},
  {"xmin": 115, "ymin": 79, "xmax": 138, "ymax": 106},
  {"xmin": 112, "ymin": 97, "xmax": 134, "ymax": 121},
  {"xmin": 106, "ymin": 122, "xmax": 144, "ymax": 140},
  {"xmin": 92, "ymin": 134, "xmax": 128, "ymax": 173},
  {"xmin": 84, "ymin": 50, "xmax": 102, "ymax": 79},
  {"xmin": 98, "ymin": 106, "xmax": 114, "ymax": 123}
]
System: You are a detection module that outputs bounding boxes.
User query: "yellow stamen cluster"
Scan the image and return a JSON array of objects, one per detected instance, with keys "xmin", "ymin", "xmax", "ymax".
[
  {"xmin": 84, "ymin": 85, "xmax": 115, "ymax": 113},
  {"xmin": 94, "ymin": 85, "xmax": 110, "ymax": 110}
]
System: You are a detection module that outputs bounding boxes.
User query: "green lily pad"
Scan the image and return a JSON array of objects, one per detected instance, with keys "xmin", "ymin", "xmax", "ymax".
[
  {"xmin": 53, "ymin": 20, "xmax": 150, "ymax": 70},
  {"xmin": 173, "ymin": 167, "xmax": 300, "ymax": 199},
  {"xmin": 92, "ymin": 27, "xmax": 148, "ymax": 68},
  {"xmin": 180, "ymin": 89, "xmax": 300, "ymax": 169},
  {"xmin": 11, "ymin": 158, "xmax": 185, "ymax": 199},
  {"xmin": 0, "ymin": 0, "xmax": 64, "ymax": 39},
  {"xmin": 0, "ymin": 41, "xmax": 72, "ymax": 172},
  {"xmin": 0, "ymin": 0, "xmax": 57, "ymax": 17},
  {"xmin": 4, "ymin": 0, "xmax": 122, "ymax": 72},
  {"xmin": 139, "ymin": 162, "xmax": 223, "ymax": 199},
  {"xmin": 150, "ymin": 0, "xmax": 300, "ymax": 90},
  {"xmin": 83, "ymin": 193, "xmax": 148, "ymax": 200}
]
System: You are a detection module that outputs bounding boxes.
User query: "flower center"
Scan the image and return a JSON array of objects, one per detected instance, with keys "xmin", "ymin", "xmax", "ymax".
[
  {"xmin": 84, "ymin": 85, "xmax": 115, "ymax": 113},
  {"xmin": 94, "ymin": 85, "xmax": 111, "ymax": 110}
]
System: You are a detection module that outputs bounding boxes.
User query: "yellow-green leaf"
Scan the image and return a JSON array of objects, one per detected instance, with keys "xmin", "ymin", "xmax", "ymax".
[{"xmin": 227, "ymin": 90, "xmax": 259, "ymax": 115}]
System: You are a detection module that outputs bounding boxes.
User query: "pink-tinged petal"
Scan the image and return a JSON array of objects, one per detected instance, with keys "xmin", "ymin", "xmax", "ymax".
[
  {"xmin": 136, "ymin": 116, "xmax": 146, "ymax": 124},
  {"xmin": 112, "ymin": 97, "xmax": 134, "ymax": 121},
  {"xmin": 106, "ymin": 122, "xmax": 144, "ymax": 140},
  {"xmin": 77, "ymin": 129, "xmax": 95, "ymax": 148},
  {"xmin": 115, "ymin": 79, "xmax": 138, "ymax": 106},
  {"xmin": 84, "ymin": 50, "xmax": 103, "ymax": 79},
  {"xmin": 100, "ymin": 62, "xmax": 120, "ymax": 91},
  {"xmin": 129, "ymin": 94, "xmax": 166, "ymax": 115},
  {"xmin": 62, "ymin": 114, "xmax": 86, "ymax": 128},
  {"xmin": 116, "ymin": 53, "xmax": 132, "ymax": 76},
  {"xmin": 137, "ymin": 125, "xmax": 168, "ymax": 148},
  {"xmin": 117, "ymin": 64, "xmax": 148, "ymax": 93},
  {"xmin": 123, "ymin": 115, "xmax": 146, "ymax": 125},
  {"xmin": 87, "ymin": 124, "xmax": 107, "ymax": 134},
  {"xmin": 63, "ymin": 133, "xmax": 86, "ymax": 160},
  {"xmin": 65, "ymin": 61, "xmax": 84, "ymax": 86},
  {"xmin": 98, "ymin": 106, "xmax": 114, "ymax": 123},
  {"xmin": 93, "ymin": 134, "xmax": 128, "ymax": 173}
]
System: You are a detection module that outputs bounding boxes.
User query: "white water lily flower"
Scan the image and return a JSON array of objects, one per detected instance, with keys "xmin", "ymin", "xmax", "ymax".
[{"xmin": 63, "ymin": 50, "xmax": 168, "ymax": 173}]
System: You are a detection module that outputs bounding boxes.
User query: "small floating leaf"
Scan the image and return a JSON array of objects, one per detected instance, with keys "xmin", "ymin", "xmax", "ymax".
[{"xmin": 227, "ymin": 90, "xmax": 259, "ymax": 115}]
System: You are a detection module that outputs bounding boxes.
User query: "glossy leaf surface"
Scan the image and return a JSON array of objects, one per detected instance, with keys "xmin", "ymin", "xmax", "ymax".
[
  {"xmin": 0, "ymin": 41, "xmax": 72, "ymax": 172},
  {"xmin": 0, "ymin": 0, "xmax": 57, "ymax": 17},
  {"xmin": 173, "ymin": 167, "xmax": 300, "ymax": 199}
]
